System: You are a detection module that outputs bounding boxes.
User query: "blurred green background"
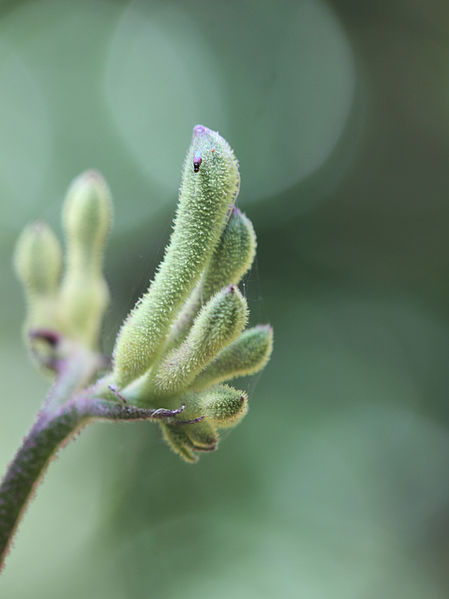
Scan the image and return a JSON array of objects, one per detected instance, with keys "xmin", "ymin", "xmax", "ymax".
[{"xmin": 1, "ymin": 0, "xmax": 448, "ymax": 597}]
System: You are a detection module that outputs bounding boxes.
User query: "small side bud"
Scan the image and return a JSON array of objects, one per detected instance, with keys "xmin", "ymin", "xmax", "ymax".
[
  {"xmin": 191, "ymin": 325, "xmax": 273, "ymax": 390},
  {"xmin": 160, "ymin": 424, "xmax": 198, "ymax": 463},
  {"xmin": 112, "ymin": 125, "xmax": 240, "ymax": 388},
  {"xmin": 184, "ymin": 420, "xmax": 218, "ymax": 451},
  {"xmin": 199, "ymin": 384, "xmax": 248, "ymax": 427},
  {"xmin": 59, "ymin": 170, "xmax": 112, "ymax": 349},
  {"xmin": 14, "ymin": 221, "xmax": 62, "ymax": 301},
  {"xmin": 62, "ymin": 170, "xmax": 112, "ymax": 252},
  {"xmin": 14, "ymin": 221, "xmax": 62, "ymax": 330},
  {"xmin": 168, "ymin": 206, "xmax": 256, "ymax": 344},
  {"xmin": 149, "ymin": 285, "xmax": 248, "ymax": 396},
  {"xmin": 202, "ymin": 207, "xmax": 256, "ymax": 299}
]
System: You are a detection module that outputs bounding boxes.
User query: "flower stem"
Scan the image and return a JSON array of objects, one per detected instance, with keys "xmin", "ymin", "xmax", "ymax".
[
  {"xmin": 0, "ymin": 399, "xmax": 89, "ymax": 571},
  {"xmin": 0, "ymin": 384, "xmax": 185, "ymax": 571}
]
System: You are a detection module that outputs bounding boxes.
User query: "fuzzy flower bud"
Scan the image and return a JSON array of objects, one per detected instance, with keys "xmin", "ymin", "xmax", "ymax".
[
  {"xmin": 146, "ymin": 284, "xmax": 248, "ymax": 397},
  {"xmin": 160, "ymin": 385, "xmax": 247, "ymax": 462},
  {"xmin": 112, "ymin": 125, "xmax": 240, "ymax": 388},
  {"xmin": 168, "ymin": 206, "xmax": 256, "ymax": 345},
  {"xmin": 59, "ymin": 170, "xmax": 112, "ymax": 349},
  {"xmin": 191, "ymin": 325, "xmax": 273, "ymax": 391},
  {"xmin": 14, "ymin": 221, "xmax": 62, "ymax": 330}
]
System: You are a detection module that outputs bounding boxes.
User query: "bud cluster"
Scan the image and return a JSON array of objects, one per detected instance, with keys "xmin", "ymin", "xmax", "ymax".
[
  {"xmin": 14, "ymin": 171, "xmax": 112, "ymax": 370},
  {"xmin": 14, "ymin": 125, "xmax": 272, "ymax": 462}
]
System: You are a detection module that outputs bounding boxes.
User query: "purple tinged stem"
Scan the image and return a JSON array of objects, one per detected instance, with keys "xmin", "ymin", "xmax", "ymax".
[{"xmin": 0, "ymin": 394, "xmax": 191, "ymax": 570}]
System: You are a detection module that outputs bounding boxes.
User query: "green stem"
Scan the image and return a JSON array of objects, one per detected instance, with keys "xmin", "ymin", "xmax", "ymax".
[{"xmin": 0, "ymin": 388, "xmax": 186, "ymax": 571}]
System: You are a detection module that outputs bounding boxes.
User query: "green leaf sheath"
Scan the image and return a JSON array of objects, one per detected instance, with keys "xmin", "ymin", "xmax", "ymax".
[
  {"xmin": 59, "ymin": 171, "xmax": 112, "ymax": 349},
  {"xmin": 112, "ymin": 125, "xmax": 240, "ymax": 388},
  {"xmin": 146, "ymin": 285, "xmax": 248, "ymax": 397},
  {"xmin": 190, "ymin": 325, "xmax": 273, "ymax": 391},
  {"xmin": 14, "ymin": 221, "xmax": 62, "ymax": 331},
  {"xmin": 168, "ymin": 206, "xmax": 256, "ymax": 346}
]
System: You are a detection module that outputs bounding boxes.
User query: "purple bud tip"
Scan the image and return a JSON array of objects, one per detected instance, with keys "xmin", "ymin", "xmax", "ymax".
[
  {"xmin": 84, "ymin": 169, "xmax": 102, "ymax": 181},
  {"xmin": 240, "ymin": 395, "xmax": 246, "ymax": 403},
  {"xmin": 232, "ymin": 206, "xmax": 242, "ymax": 216},
  {"xmin": 193, "ymin": 124, "xmax": 207, "ymax": 136},
  {"xmin": 228, "ymin": 284, "xmax": 236, "ymax": 293}
]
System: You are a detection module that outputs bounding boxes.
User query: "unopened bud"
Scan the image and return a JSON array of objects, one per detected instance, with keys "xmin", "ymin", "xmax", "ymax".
[
  {"xmin": 192, "ymin": 325, "xmax": 273, "ymax": 390},
  {"xmin": 168, "ymin": 206, "xmax": 256, "ymax": 345},
  {"xmin": 60, "ymin": 170, "xmax": 112, "ymax": 348},
  {"xmin": 150, "ymin": 285, "xmax": 248, "ymax": 395},
  {"xmin": 14, "ymin": 221, "xmax": 62, "ymax": 331},
  {"xmin": 112, "ymin": 125, "xmax": 240, "ymax": 388}
]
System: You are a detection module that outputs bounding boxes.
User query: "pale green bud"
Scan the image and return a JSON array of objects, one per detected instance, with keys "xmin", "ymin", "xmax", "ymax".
[
  {"xmin": 59, "ymin": 170, "xmax": 112, "ymax": 349},
  {"xmin": 160, "ymin": 424, "xmax": 198, "ymax": 463},
  {"xmin": 168, "ymin": 206, "xmax": 256, "ymax": 345},
  {"xmin": 14, "ymin": 221, "xmax": 62, "ymax": 329},
  {"xmin": 150, "ymin": 285, "xmax": 248, "ymax": 396},
  {"xmin": 14, "ymin": 221, "xmax": 62, "ymax": 300},
  {"xmin": 112, "ymin": 125, "xmax": 240, "ymax": 388},
  {"xmin": 62, "ymin": 170, "xmax": 112, "ymax": 256},
  {"xmin": 172, "ymin": 384, "xmax": 248, "ymax": 431},
  {"xmin": 184, "ymin": 420, "xmax": 218, "ymax": 451},
  {"xmin": 191, "ymin": 325, "xmax": 273, "ymax": 391}
]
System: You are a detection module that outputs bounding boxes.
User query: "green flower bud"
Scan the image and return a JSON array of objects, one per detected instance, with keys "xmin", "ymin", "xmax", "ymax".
[
  {"xmin": 191, "ymin": 325, "xmax": 273, "ymax": 391},
  {"xmin": 14, "ymin": 221, "xmax": 62, "ymax": 299},
  {"xmin": 202, "ymin": 207, "xmax": 256, "ymax": 299},
  {"xmin": 62, "ymin": 170, "xmax": 112, "ymax": 253},
  {"xmin": 160, "ymin": 424, "xmax": 198, "ymax": 463},
  {"xmin": 112, "ymin": 125, "xmax": 240, "ymax": 388},
  {"xmin": 59, "ymin": 170, "xmax": 112, "ymax": 349},
  {"xmin": 168, "ymin": 206, "xmax": 256, "ymax": 345},
  {"xmin": 171, "ymin": 384, "xmax": 248, "ymax": 432},
  {"xmin": 184, "ymin": 420, "xmax": 218, "ymax": 451},
  {"xmin": 198, "ymin": 384, "xmax": 248, "ymax": 427},
  {"xmin": 150, "ymin": 285, "xmax": 248, "ymax": 396},
  {"xmin": 14, "ymin": 221, "xmax": 62, "ymax": 330}
]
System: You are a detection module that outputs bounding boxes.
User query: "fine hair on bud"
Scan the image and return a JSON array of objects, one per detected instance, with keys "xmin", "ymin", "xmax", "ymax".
[
  {"xmin": 146, "ymin": 285, "xmax": 248, "ymax": 397},
  {"xmin": 168, "ymin": 206, "xmax": 256, "ymax": 346},
  {"xmin": 112, "ymin": 125, "xmax": 240, "ymax": 388},
  {"xmin": 160, "ymin": 424, "xmax": 198, "ymax": 463},
  {"xmin": 191, "ymin": 325, "xmax": 273, "ymax": 391},
  {"xmin": 198, "ymin": 385, "xmax": 248, "ymax": 427}
]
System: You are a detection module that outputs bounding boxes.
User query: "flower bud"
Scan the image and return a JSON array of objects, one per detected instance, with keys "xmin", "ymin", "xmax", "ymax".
[
  {"xmin": 150, "ymin": 285, "xmax": 248, "ymax": 395},
  {"xmin": 14, "ymin": 221, "xmax": 62, "ymax": 299},
  {"xmin": 171, "ymin": 385, "xmax": 248, "ymax": 432},
  {"xmin": 160, "ymin": 424, "xmax": 198, "ymax": 463},
  {"xmin": 168, "ymin": 206, "xmax": 256, "ymax": 345},
  {"xmin": 112, "ymin": 125, "xmax": 240, "ymax": 388},
  {"xmin": 191, "ymin": 325, "xmax": 273, "ymax": 390},
  {"xmin": 59, "ymin": 170, "xmax": 112, "ymax": 349},
  {"xmin": 199, "ymin": 384, "xmax": 248, "ymax": 427},
  {"xmin": 202, "ymin": 207, "xmax": 256, "ymax": 299},
  {"xmin": 184, "ymin": 420, "xmax": 218, "ymax": 451},
  {"xmin": 14, "ymin": 221, "xmax": 62, "ymax": 329}
]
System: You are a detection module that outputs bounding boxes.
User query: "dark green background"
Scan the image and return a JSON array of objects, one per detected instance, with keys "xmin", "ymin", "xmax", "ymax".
[{"xmin": 0, "ymin": 1, "xmax": 448, "ymax": 597}]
